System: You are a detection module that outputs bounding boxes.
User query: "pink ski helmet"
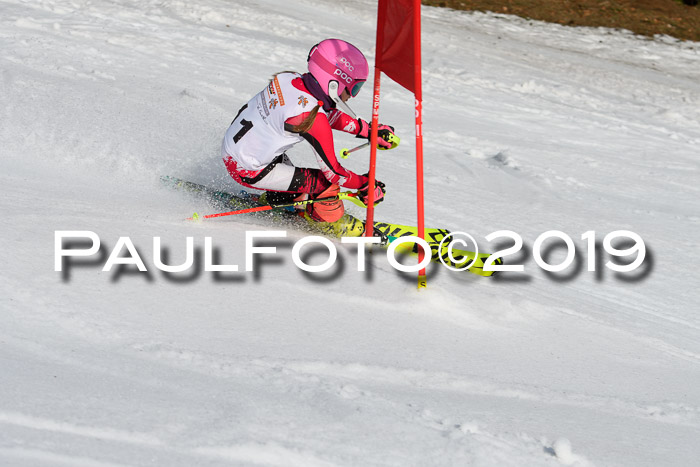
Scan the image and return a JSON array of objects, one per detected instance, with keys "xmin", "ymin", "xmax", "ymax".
[{"xmin": 307, "ymin": 39, "xmax": 369, "ymax": 115}]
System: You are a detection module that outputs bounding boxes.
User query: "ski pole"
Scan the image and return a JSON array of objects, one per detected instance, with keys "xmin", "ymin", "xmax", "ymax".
[
  {"xmin": 340, "ymin": 191, "xmax": 374, "ymax": 209},
  {"xmin": 339, "ymin": 133, "xmax": 401, "ymax": 159},
  {"xmin": 188, "ymin": 192, "xmax": 362, "ymax": 221},
  {"xmin": 339, "ymin": 142, "xmax": 370, "ymax": 159}
]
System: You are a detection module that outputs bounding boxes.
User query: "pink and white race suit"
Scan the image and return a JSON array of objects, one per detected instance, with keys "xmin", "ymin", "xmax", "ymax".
[{"xmin": 221, "ymin": 72, "xmax": 368, "ymax": 195}]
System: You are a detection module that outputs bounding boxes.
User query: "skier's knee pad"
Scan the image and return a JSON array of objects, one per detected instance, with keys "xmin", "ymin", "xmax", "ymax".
[{"xmin": 306, "ymin": 184, "xmax": 344, "ymax": 222}]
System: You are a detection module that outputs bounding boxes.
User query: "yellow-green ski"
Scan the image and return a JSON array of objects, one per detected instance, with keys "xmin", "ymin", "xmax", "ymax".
[{"xmin": 385, "ymin": 234, "xmax": 502, "ymax": 277}]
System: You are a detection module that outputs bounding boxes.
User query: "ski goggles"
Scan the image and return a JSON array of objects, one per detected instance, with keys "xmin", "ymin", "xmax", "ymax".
[{"xmin": 350, "ymin": 80, "xmax": 365, "ymax": 97}]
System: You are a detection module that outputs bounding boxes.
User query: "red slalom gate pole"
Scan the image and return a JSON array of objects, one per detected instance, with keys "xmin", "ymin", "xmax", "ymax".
[
  {"xmin": 365, "ymin": 0, "xmax": 385, "ymax": 238},
  {"xmin": 364, "ymin": 66, "xmax": 382, "ymax": 237},
  {"xmin": 413, "ymin": 0, "xmax": 426, "ymax": 289}
]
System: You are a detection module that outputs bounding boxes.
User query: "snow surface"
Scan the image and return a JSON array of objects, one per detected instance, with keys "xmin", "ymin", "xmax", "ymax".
[{"xmin": 2, "ymin": 0, "xmax": 700, "ymax": 465}]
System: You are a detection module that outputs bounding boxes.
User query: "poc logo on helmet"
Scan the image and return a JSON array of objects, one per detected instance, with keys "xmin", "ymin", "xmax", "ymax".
[
  {"xmin": 338, "ymin": 57, "xmax": 354, "ymax": 72},
  {"xmin": 334, "ymin": 69, "xmax": 353, "ymax": 84}
]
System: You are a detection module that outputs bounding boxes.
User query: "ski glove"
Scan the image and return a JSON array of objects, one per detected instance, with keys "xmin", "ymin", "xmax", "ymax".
[
  {"xmin": 358, "ymin": 178, "xmax": 386, "ymax": 206},
  {"xmin": 356, "ymin": 120, "xmax": 397, "ymax": 150}
]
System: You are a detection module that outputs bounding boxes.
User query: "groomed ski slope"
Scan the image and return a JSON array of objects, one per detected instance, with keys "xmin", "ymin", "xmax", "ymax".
[{"xmin": 1, "ymin": 0, "xmax": 700, "ymax": 465}]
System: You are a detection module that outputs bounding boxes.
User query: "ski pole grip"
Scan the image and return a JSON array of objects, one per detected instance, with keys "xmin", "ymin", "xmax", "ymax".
[{"xmin": 378, "ymin": 133, "xmax": 400, "ymax": 150}]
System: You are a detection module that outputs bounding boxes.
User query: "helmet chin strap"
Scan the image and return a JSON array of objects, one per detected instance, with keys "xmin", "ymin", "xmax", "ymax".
[{"xmin": 328, "ymin": 81, "xmax": 357, "ymax": 119}]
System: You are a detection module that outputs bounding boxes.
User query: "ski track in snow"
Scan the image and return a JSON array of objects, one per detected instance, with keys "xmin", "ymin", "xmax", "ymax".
[{"xmin": 2, "ymin": 0, "xmax": 700, "ymax": 465}]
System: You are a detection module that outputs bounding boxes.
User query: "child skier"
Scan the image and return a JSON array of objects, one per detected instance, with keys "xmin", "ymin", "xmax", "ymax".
[{"xmin": 221, "ymin": 38, "xmax": 397, "ymax": 236}]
